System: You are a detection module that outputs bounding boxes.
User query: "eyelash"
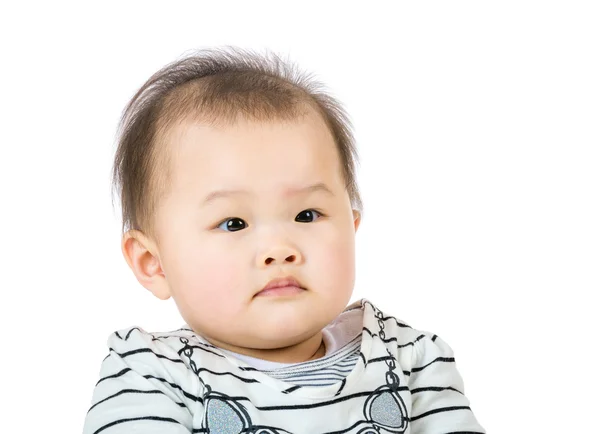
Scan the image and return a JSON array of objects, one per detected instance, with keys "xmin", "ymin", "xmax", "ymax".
[{"xmin": 216, "ymin": 209, "xmax": 324, "ymax": 232}]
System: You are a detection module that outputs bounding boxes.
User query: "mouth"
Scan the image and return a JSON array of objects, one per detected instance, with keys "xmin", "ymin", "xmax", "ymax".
[{"xmin": 255, "ymin": 276, "xmax": 306, "ymax": 297}]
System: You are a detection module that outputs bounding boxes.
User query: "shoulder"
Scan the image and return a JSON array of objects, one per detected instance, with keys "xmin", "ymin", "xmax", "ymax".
[
  {"xmin": 98, "ymin": 325, "xmax": 206, "ymax": 400},
  {"xmin": 104, "ymin": 325, "xmax": 206, "ymax": 376},
  {"xmin": 361, "ymin": 299, "xmax": 456, "ymax": 364},
  {"xmin": 361, "ymin": 299, "xmax": 430, "ymax": 345},
  {"xmin": 84, "ymin": 326, "xmax": 204, "ymax": 433}
]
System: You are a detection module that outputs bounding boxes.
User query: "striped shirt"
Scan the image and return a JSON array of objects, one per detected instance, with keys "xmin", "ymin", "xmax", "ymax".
[
  {"xmin": 83, "ymin": 299, "xmax": 485, "ymax": 433},
  {"xmin": 262, "ymin": 335, "xmax": 361, "ymax": 387},
  {"xmin": 229, "ymin": 334, "xmax": 362, "ymax": 387}
]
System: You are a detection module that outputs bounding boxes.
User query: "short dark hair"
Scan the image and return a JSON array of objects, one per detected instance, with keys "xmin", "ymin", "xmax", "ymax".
[{"xmin": 111, "ymin": 47, "xmax": 362, "ymax": 239}]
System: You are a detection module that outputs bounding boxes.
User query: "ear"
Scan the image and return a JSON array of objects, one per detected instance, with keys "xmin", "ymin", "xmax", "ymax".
[
  {"xmin": 352, "ymin": 210, "xmax": 361, "ymax": 232},
  {"xmin": 121, "ymin": 230, "xmax": 172, "ymax": 300}
]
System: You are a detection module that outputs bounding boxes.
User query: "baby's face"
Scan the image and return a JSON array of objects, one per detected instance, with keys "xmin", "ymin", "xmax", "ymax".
[{"xmin": 152, "ymin": 110, "xmax": 360, "ymax": 350}]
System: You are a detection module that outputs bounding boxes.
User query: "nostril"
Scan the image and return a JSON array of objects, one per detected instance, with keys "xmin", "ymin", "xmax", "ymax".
[{"xmin": 264, "ymin": 255, "xmax": 296, "ymax": 265}]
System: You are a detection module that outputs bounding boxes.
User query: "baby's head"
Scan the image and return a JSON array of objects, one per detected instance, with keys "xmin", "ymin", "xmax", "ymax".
[{"xmin": 112, "ymin": 48, "xmax": 362, "ymax": 356}]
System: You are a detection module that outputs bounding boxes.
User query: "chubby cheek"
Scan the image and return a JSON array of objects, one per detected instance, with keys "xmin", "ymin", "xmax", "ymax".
[
  {"xmin": 169, "ymin": 241, "xmax": 247, "ymax": 328},
  {"xmin": 310, "ymin": 225, "xmax": 356, "ymax": 298}
]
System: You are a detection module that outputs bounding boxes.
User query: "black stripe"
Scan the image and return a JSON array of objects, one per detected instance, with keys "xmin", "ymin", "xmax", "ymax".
[
  {"xmin": 282, "ymin": 385, "xmax": 301, "ymax": 394},
  {"xmin": 398, "ymin": 334, "xmax": 426, "ymax": 348},
  {"xmin": 254, "ymin": 388, "xmax": 408, "ymax": 411},
  {"xmin": 103, "ymin": 341, "xmax": 217, "ymax": 367},
  {"xmin": 96, "ymin": 367, "xmax": 205, "ymax": 402},
  {"xmin": 110, "ymin": 347, "xmax": 186, "ymax": 365},
  {"xmin": 95, "ymin": 370, "xmax": 200, "ymax": 404},
  {"xmin": 193, "ymin": 367, "xmax": 260, "ymax": 384},
  {"xmin": 367, "ymin": 355, "xmax": 395, "ymax": 364},
  {"xmin": 87, "ymin": 388, "xmax": 185, "ymax": 413},
  {"xmin": 411, "ymin": 386, "xmax": 464, "ymax": 395},
  {"xmin": 96, "ymin": 367, "xmax": 131, "ymax": 386},
  {"xmin": 334, "ymin": 378, "xmax": 346, "ymax": 396},
  {"xmin": 432, "ymin": 334, "xmax": 438, "ymax": 342},
  {"xmin": 205, "ymin": 390, "xmax": 407, "ymax": 413},
  {"xmin": 410, "ymin": 405, "xmax": 471, "ymax": 421},
  {"xmin": 412, "ymin": 356, "xmax": 455, "ymax": 373},
  {"xmin": 359, "ymin": 352, "xmax": 366, "ymax": 366},
  {"xmin": 444, "ymin": 432, "xmax": 485, "ymax": 434},
  {"xmin": 93, "ymin": 416, "xmax": 184, "ymax": 434},
  {"xmin": 143, "ymin": 374, "xmax": 201, "ymax": 402},
  {"xmin": 125, "ymin": 327, "xmax": 142, "ymax": 340}
]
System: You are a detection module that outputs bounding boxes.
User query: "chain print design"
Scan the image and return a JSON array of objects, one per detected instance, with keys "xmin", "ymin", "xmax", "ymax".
[
  {"xmin": 357, "ymin": 306, "xmax": 408, "ymax": 433},
  {"xmin": 180, "ymin": 337, "xmax": 289, "ymax": 434}
]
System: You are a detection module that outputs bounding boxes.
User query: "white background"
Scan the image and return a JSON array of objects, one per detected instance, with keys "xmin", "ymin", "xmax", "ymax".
[{"xmin": 1, "ymin": 1, "xmax": 598, "ymax": 432}]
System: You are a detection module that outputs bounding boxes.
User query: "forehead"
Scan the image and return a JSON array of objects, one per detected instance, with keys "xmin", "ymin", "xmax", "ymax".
[{"xmin": 165, "ymin": 112, "xmax": 344, "ymax": 196}]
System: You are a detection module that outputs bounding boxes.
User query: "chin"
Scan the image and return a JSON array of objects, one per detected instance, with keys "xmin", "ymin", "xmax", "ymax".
[
  {"xmin": 245, "ymin": 330, "xmax": 317, "ymax": 350},
  {"xmin": 255, "ymin": 312, "xmax": 330, "ymax": 342}
]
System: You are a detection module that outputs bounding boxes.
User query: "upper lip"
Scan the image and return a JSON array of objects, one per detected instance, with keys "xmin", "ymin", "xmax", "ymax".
[{"xmin": 259, "ymin": 276, "xmax": 304, "ymax": 293}]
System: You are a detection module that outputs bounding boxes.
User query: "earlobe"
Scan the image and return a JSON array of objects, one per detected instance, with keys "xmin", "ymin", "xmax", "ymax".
[
  {"xmin": 121, "ymin": 230, "xmax": 172, "ymax": 300},
  {"xmin": 353, "ymin": 210, "xmax": 361, "ymax": 232}
]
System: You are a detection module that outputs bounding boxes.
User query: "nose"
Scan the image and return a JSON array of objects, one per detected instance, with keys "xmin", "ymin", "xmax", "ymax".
[{"xmin": 257, "ymin": 244, "xmax": 303, "ymax": 267}]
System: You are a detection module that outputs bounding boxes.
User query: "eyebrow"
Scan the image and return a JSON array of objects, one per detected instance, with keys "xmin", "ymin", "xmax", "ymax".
[{"xmin": 201, "ymin": 182, "xmax": 334, "ymax": 206}]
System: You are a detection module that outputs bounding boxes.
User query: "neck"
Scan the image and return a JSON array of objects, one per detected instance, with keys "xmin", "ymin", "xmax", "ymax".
[{"xmin": 205, "ymin": 331, "xmax": 325, "ymax": 364}]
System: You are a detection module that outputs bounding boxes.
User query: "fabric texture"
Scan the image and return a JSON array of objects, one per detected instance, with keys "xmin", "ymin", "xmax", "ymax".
[{"xmin": 83, "ymin": 299, "xmax": 485, "ymax": 433}]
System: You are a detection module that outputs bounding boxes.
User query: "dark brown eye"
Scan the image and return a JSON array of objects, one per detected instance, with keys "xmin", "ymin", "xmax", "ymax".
[
  {"xmin": 218, "ymin": 218, "xmax": 247, "ymax": 232},
  {"xmin": 295, "ymin": 209, "xmax": 321, "ymax": 223}
]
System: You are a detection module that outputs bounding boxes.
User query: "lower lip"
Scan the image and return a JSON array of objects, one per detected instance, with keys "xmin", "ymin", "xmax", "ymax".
[{"xmin": 256, "ymin": 285, "xmax": 305, "ymax": 297}]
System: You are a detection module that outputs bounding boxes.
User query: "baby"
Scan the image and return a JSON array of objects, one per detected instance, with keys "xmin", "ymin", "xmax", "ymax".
[{"xmin": 83, "ymin": 47, "xmax": 485, "ymax": 433}]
